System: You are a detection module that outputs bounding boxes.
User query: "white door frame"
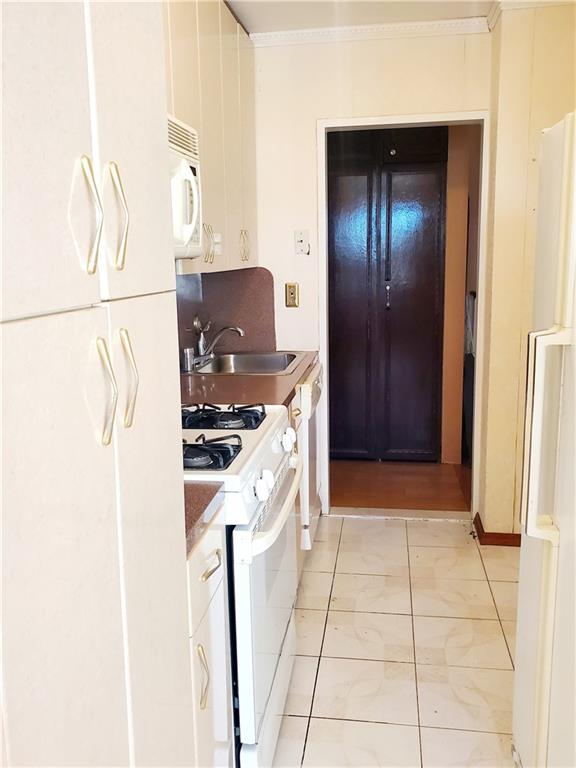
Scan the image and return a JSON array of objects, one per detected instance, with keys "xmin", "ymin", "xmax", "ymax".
[{"xmin": 316, "ymin": 110, "xmax": 490, "ymax": 518}]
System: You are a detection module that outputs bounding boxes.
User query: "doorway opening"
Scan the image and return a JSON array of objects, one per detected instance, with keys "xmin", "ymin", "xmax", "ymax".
[{"xmin": 326, "ymin": 123, "xmax": 483, "ymax": 515}]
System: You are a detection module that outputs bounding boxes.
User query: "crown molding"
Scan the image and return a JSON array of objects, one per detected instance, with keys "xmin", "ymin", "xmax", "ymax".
[
  {"xmin": 487, "ymin": 0, "xmax": 574, "ymax": 29},
  {"xmin": 250, "ymin": 17, "xmax": 489, "ymax": 48}
]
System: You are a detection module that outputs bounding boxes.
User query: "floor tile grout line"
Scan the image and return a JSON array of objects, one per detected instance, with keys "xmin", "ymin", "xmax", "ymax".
[
  {"xmin": 406, "ymin": 520, "xmax": 424, "ymax": 768},
  {"xmin": 299, "ymin": 516, "xmax": 344, "ymax": 766},
  {"xmin": 296, "ymin": 653, "xmax": 514, "ymax": 672},
  {"xmin": 306, "ymin": 713, "xmax": 513, "ymax": 736},
  {"xmin": 476, "ymin": 544, "xmax": 516, "ymax": 670}
]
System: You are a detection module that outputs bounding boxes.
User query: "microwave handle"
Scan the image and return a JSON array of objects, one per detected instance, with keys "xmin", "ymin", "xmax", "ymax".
[{"xmin": 251, "ymin": 456, "xmax": 303, "ymax": 559}]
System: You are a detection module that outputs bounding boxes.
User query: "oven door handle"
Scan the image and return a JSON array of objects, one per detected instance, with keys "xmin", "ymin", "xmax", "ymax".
[{"xmin": 251, "ymin": 456, "xmax": 303, "ymax": 559}]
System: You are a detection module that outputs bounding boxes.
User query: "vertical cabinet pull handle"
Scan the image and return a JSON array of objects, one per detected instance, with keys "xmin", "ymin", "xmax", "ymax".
[
  {"xmin": 200, "ymin": 549, "xmax": 222, "ymax": 582},
  {"xmin": 203, "ymin": 223, "xmax": 211, "ymax": 263},
  {"xmin": 197, "ymin": 644, "xmax": 210, "ymax": 710},
  {"xmin": 96, "ymin": 337, "xmax": 118, "ymax": 446},
  {"xmin": 209, "ymin": 225, "xmax": 216, "ymax": 264},
  {"xmin": 243, "ymin": 230, "xmax": 250, "ymax": 262},
  {"xmin": 119, "ymin": 328, "xmax": 139, "ymax": 428},
  {"xmin": 107, "ymin": 161, "xmax": 130, "ymax": 271},
  {"xmin": 80, "ymin": 155, "xmax": 104, "ymax": 275}
]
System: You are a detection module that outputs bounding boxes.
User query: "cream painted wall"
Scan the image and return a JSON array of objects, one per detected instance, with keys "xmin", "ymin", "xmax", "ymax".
[
  {"xmin": 479, "ymin": 4, "xmax": 575, "ymax": 533},
  {"xmin": 254, "ymin": 31, "xmax": 491, "ymax": 351}
]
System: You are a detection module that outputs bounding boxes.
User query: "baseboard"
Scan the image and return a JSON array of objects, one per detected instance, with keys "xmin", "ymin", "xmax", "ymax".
[{"xmin": 473, "ymin": 513, "xmax": 521, "ymax": 547}]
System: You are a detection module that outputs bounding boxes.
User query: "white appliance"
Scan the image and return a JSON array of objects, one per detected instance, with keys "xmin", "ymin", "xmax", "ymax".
[
  {"xmin": 293, "ymin": 361, "xmax": 323, "ymax": 557},
  {"xmin": 514, "ymin": 112, "xmax": 575, "ymax": 768},
  {"xmin": 182, "ymin": 404, "xmax": 300, "ymax": 768},
  {"xmin": 168, "ymin": 115, "xmax": 203, "ymax": 259}
]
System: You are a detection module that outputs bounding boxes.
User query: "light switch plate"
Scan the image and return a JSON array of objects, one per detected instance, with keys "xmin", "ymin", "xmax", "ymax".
[{"xmin": 285, "ymin": 283, "xmax": 299, "ymax": 307}]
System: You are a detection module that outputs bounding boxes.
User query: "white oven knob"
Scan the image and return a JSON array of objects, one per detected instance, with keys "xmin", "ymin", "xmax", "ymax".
[
  {"xmin": 262, "ymin": 469, "xmax": 275, "ymax": 490},
  {"xmin": 255, "ymin": 477, "xmax": 270, "ymax": 502},
  {"xmin": 282, "ymin": 427, "xmax": 297, "ymax": 452}
]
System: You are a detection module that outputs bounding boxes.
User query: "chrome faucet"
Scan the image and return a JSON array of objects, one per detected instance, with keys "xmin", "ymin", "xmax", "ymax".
[{"xmin": 187, "ymin": 315, "xmax": 245, "ymax": 369}]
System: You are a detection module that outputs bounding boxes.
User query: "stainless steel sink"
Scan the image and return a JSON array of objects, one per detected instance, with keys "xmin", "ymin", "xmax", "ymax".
[{"xmin": 195, "ymin": 352, "xmax": 302, "ymax": 375}]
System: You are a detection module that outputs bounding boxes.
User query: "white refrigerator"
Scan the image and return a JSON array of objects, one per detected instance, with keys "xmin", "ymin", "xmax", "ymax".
[{"xmin": 513, "ymin": 112, "xmax": 575, "ymax": 768}]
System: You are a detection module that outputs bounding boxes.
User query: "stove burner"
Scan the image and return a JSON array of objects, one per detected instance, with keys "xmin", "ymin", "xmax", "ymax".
[
  {"xmin": 182, "ymin": 403, "xmax": 266, "ymax": 430},
  {"xmin": 182, "ymin": 434, "xmax": 243, "ymax": 471},
  {"xmin": 214, "ymin": 411, "xmax": 246, "ymax": 429}
]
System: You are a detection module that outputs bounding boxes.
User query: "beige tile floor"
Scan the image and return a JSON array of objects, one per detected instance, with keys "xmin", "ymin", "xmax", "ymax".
[{"xmin": 273, "ymin": 515, "xmax": 520, "ymax": 768}]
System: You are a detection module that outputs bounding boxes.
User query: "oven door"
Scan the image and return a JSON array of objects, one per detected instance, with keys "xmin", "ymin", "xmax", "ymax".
[{"xmin": 233, "ymin": 456, "xmax": 302, "ymax": 747}]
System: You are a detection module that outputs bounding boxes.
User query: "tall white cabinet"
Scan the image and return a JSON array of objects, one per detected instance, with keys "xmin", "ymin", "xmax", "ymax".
[{"xmin": 1, "ymin": 3, "xmax": 195, "ymax": 766}]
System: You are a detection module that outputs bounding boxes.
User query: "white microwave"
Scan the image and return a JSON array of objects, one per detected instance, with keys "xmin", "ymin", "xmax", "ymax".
[{"xmin": 168, "ymin": 115, "xmax": 203, "ymax": 259}]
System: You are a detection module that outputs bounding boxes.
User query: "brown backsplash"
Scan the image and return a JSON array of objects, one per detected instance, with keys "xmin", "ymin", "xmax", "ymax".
[{"xmin": 176, "ymin": 267, "xmax": 277, "ymax": 354}]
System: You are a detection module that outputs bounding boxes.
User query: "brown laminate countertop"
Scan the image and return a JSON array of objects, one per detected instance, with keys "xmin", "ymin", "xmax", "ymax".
[
  {"xmin": 180, "ymin": 351, "xmax": 318, "ymax": 407},
  {"xmin": 184, "ymin": 481, "xmax": 224, "ymax": 557}
]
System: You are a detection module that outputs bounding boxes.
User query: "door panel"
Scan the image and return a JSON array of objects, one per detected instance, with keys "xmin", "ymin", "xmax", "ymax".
[
  {"xmin": 88, "ymin": 2, "xmax": 175, "ymax": 299},
  {"xmin": 2, "ymin": 308, "xmax": 129, "ymax": 765},
  {"xmin": 106, "ymin": 291, "xmax": 195, "ymax": 765},
  {"xmin": 379, "ymin": 168, "xmax": 444, "ymax": 460},
  {"xmin": 328, "ymin": 128, "xmax": 446, "ymax": 461},
  {"xmin": 2, "ymin": 2, "xmax": 100, "ymax": 321},
  {"xmin": 328, "ymin": 171, "xmax": 374, "ymax": 458}
]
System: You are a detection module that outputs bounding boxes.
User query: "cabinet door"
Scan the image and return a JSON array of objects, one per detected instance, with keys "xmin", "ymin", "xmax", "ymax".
[
  {"xmin": 106, "ymin": 291, "xmax": 195, "ymax": 765},
  {"xmin": 197, "ymin": 0, "xmax": 228, "ymax": 273},
  {"xmin": 191, "ymin": 582, "xmax": 234, "ymax": 768},
  {"xmin": 2, "ymin": 2, "xmax": 100, "ymax": 321},
  {"xmin": 168, "ymin": 0, "xmax": 202, "ymax": 132},
  {"xmin": 238, "ymin": 24, "xmax": 258, "ymax": 266},
  {"xmin": 221, "ymin": 6, "xmax": 243, "ymax": 269},
  {"xmin": 2, "ymin": 308, "xmax": 129, "ymax": 765},
  {"xmin": 87, "ymin": 2, "xmax": 175, "ymax": 299}
]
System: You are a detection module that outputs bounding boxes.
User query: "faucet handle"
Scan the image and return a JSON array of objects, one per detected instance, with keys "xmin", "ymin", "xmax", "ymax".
[{"xmin": 190, "ymin": 315, "xmax": 211, "ymax": 335}]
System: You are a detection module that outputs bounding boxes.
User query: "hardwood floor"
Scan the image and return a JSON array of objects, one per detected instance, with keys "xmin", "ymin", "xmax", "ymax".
[{"xmin": 330, "ymin": 460, "xmax": 471, "ymax": 512}]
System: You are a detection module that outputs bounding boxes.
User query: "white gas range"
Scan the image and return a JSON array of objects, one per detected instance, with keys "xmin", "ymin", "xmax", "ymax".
[{"xmin": 182, "ymin": 403, "xmax": 300, "ymax": 768}]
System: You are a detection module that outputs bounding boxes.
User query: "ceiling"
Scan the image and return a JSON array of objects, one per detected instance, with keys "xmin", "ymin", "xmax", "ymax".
[{"xmin": 228, "ymin": 1, "xmax": 494, "ymax": 34}]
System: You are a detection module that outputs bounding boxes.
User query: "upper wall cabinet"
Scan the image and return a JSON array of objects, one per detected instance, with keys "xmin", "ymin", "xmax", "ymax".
[
  {"xmin": 166, "ymin": 1, "xmax": 202, "ymax": 134},
  {"xmin": 197, "ymin": 0, "xmax": 228, "ymax": 273},
  {"xmin": 221, "ymin": 4, "xmax": 243, "ymax": 270},
  {"xmin": 166, "ymin": 0, "xmax": 257, "ymax": 275},
  {"xmin": 238, "ymin": 24, "xmax": 258, "ymax": 266},
  {"xmin": 2, "ymin": 2, "xmax": 175, "ymax": 323},
  {"xmin": 2, "ymin": 3, "xmax": 100, "ymax": 322},
  {"xmin": 88, "ymin": 2, "xmax": 175, "ymax": 300}
]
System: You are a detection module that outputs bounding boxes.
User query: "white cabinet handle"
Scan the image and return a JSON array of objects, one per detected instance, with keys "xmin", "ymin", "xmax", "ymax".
[
  {"xmin": 197, "ymin": 644, "xmax": 210, "ymax": 710},
  {"xmin": 200, "ymin": 548, "xmax": 222, "ymax": 582},
  {"xmin": 521, "ymin": 326, "xmax": 571, "ymax": 543},
  {"xmin": 96, "ymin": 337, "xmax": 118, "ymax": 446},
  {"xmin": 119, "ymin": 328, "xmax": 139, "ymax": 428},
  {"xmin": 80, "ymin": 155, "xmax": 104, "ymax": 275},
  {"xmin": 107, "ymin": 161, "xmax": 129, "ymax": 271}
]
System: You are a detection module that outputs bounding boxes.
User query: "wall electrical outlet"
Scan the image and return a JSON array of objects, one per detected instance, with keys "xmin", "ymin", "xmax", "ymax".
[
  {"xmin": 285, "ymin": 283, "xmax": 299, "ymax": 307},
  {"xmin": 294, "ymin": 230, "xmax": 310, "ymax": 255}
]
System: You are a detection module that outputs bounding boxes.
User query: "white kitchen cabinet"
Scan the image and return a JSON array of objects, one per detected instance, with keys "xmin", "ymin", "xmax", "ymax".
[
  {"xmin": 221, "ymin": 5, "xmax": 244, "ymax": 270},
  {"xmin": 87, "ymin": 2, "xmax": 176, "ymax": 299},
  {"xmin": 238, "ymin": 24, "xmax": 258, "ymax": 266},
  {"xmin": 197, "ymin": 0, "xmax": 228, "ymax": 273},
  {"xmin": 105, "ymin": 291, "xmax": 195, "ymax": 765},
  {"xmin": 166, "ymin": 0, "xmax": 202, "ymax": 133},
  {"xmin": 190, "ymin": 580, "xmax": 234, "ymax": 768},
  {"xmin": 1, "ymin": 2, "xmax": 100, "ymax": 322},
  {"xmin": 187, "ymin": 510, "xmax": 226, "ymax": 636},
  {"xmin": 1, "ymin": 307, "xmax": 129, "ymax": 766},
  {"xmin": 87, "ymin": 1, "xmax": 175, "ymax": 300}
]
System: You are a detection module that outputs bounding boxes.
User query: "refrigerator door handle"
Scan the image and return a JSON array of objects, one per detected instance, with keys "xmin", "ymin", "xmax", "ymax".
[{"xmin": 522, "ymin": 326, "xmax": 571, "ymax": 543}]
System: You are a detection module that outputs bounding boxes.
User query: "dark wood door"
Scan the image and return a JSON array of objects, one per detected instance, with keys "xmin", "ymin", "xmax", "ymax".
[{"xmin": 328, "ymin": 128, "xmax": 446, "ymax": 462}]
